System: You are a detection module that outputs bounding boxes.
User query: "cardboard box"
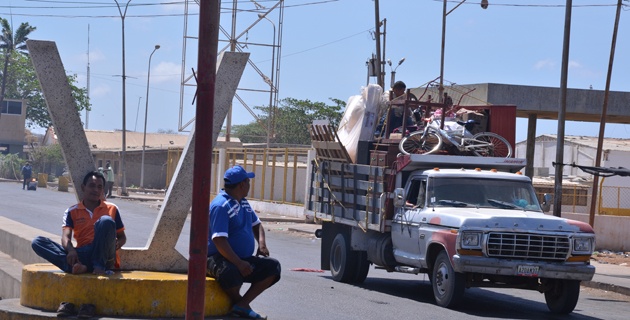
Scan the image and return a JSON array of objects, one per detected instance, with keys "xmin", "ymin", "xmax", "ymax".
[{"xmin": 457, "ymin": 109, "xmax": 488, "ymax": 135}]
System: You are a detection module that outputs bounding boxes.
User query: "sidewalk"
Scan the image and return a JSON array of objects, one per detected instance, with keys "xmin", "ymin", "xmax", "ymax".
[{"xmin": 118, "ymin": 190, "xmax": 630, "ymax": 298}]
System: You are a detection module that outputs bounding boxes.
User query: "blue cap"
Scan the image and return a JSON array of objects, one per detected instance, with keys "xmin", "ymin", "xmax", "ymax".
[{"xmin": 224, "ymin": 166, "xmax": 255, "ymax": 185}]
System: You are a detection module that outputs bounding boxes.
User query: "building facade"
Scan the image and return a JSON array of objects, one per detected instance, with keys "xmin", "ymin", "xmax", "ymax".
[{"xmin": 0, "ymin": 99, "xmax": 27, "ymax": 155}]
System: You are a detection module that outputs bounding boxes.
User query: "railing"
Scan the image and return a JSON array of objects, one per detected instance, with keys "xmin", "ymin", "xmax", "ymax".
[
  {"xmin": 599, "ymin": 186, "xmax": 630, "ymax": 216},
  {"xmin": 167, "ymin": 146, "xmax": 311, "ymax": 206},
  {"xmin": 534, "ymin": 184, "xmax": 630, "ymax": 217}
]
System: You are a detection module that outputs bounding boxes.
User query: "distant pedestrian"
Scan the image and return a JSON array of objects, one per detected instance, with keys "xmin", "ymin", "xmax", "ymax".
[
  {"xmin": 21, "ymin": 162, "xmax": 32, "ymax": 190},
  {"xmin": 103, "ymin": 161, "xmax": 115, "ymax": 198}
]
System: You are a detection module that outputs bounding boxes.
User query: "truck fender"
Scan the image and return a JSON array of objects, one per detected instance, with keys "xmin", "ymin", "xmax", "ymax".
[{"xmin": 426, "ymin": 229, "xmax": 458, "ymax": 271}]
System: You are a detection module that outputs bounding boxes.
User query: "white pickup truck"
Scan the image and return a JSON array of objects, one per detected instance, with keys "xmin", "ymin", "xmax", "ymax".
[{"xmin": 306, "ymin": 154, "xmax": 595, "ymax": 314}]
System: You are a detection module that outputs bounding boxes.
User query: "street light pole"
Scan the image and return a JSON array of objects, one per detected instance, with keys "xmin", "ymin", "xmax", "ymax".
[
  {"xmin": 439, "ymin": 0, "xmax": 448, "ymax": 103},
  {"xmin": 258, "ymin": 14, "xmax": 276, "ymax": 148},
  {"xmin": 140, "ymin": 44, "xmax": 160, "ymax": 189},
  {"xmin": 115, "ymin": 0, "xmax": 131, "ymax": 196},
  {"xmin": 388, "ymin": 57, "xmax": 405, "ymax": 88},
  {"xmin": 438, "ymin": 0, "xmax": 488, "ymax": 102}
]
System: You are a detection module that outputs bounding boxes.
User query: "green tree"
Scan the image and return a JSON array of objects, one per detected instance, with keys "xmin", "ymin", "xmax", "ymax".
[
  {"xmin": 234, "ymin": 98, "xmax": 345, "ymax": 145},
  {"xmin": 30, "ymin": 143, "xmax": 65, "ymax": 176},
  {"xmin": 0, "ymin": 18, "xmax": 35, "ymax": 117},
  {"xmin": 0, "ymin": 152, "xmax": 23, "ymax": 180},
  {"xmin": 0, "ymin": 19, "xmax": 89, "ymax": 128}
]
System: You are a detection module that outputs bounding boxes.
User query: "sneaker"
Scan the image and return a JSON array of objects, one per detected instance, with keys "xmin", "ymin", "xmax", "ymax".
[
  {"xmin": 231, "ymin": 305, "xmax": 267, "ymax": 319},
  {"xmin": 56, "ymin": 302, "xmax": 76, "ymax": 317},
  {"xmin": 77, "ymin": 304, "xmax": 96, "ymax": 319}
]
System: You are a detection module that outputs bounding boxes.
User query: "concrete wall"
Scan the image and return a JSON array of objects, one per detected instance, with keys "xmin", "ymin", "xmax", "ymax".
[{"xmin": 561, "ymin": 212, "xmax": 630, "ymax": 252}]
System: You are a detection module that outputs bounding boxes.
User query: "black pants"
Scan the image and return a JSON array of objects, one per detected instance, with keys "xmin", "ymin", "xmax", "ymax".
[
  {"xmin": 106, "ymin": 181, "xmax": 114, "ymax": 197},
  {"xmin": 23, "ymin": 176, "xmax": 31, "ymax": 190}
]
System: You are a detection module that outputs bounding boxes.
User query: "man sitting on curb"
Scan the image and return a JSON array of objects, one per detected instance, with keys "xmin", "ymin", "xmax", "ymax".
[
  {"xmin": 31, "ymin": 170, "xmax": 127, "ymax": 275},
  {"xmin": 206, "ymin": 166, "xmax": 281, "ymax": 320}
]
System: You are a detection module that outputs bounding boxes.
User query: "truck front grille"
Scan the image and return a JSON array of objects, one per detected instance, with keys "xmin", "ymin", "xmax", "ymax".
[{"xmin": 486, "ymin": 232, "xmax": 570, "ymax": 261}]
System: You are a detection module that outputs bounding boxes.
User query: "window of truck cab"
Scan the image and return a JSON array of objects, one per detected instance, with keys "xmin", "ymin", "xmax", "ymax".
[
  {"xmin": 428, "ymin": 177, "xmax": 542, "ymax": 211},
  {"xmin": 405, "ymin": 177, "xmax": 427, "ymax": 209}
]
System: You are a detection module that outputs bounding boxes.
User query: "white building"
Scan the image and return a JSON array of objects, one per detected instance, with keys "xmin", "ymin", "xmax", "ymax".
[{"xmin": 515, "ymin": 134, "xmax": 630, "ymax": 215}]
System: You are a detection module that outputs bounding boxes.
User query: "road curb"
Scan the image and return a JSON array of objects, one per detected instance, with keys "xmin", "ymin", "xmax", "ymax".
[{"xmin": 582, "ymin": 280, "xmax": 630, "ymax": 297}]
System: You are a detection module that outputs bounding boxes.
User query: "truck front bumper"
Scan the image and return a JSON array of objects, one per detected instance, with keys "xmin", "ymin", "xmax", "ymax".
[{"xmin": 452, "ymin": 255, "xmax": 595, "ymax": 281}]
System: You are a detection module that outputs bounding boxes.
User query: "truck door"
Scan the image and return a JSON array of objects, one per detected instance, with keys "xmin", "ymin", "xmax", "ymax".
[{"xmin": 391, "ymin": 176, "xmax": 427, "ymax": 267}]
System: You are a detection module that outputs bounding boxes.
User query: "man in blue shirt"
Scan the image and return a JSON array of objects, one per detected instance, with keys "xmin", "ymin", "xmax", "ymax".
[
  {"xmin": 21, "ymin": 162, "xmax": 32, "ymax": 190},
  {"xmin": 207, "ymin": 166, "xmax": 281, "ymax": 320}
]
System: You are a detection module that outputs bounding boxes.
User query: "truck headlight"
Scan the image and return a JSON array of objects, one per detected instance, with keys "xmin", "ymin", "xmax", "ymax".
[
  {"xmin": 461, "ymin": 231, "xmax": 482, "ymax": 249},
  {"xmin": 572, "ymin": 237, "xmax": 593, "ymax": 254}
]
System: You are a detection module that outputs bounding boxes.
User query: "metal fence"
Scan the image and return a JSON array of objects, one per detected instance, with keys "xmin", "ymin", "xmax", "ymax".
[
  {"xmin": 167, "ymin": 146, "xmax": 311, "ymax": 206},
  {"xmin": 534, "ymin": 184, "xmax": 630, "ymax": 217},
  {"xmin": 599, "ymin": 186, "xmax": 630, "ymax": 216},
  {"xmin": 167, "ymin": 148, "xmax": 630, "ymax": 216}
]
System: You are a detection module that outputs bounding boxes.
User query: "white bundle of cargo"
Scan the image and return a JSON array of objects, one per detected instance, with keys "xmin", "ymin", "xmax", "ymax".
[{"xmin": 336, "ymin": 84, "xmax": 382, "ymax": 163}]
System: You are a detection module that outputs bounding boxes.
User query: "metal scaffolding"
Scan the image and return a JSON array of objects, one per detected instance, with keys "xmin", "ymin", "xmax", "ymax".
[{"xmin": 179, "ymin": 0, "xmax": 284, "ymax": 142}]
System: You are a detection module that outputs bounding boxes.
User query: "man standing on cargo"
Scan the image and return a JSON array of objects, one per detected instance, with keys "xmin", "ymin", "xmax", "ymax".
[
  {"xmin": 374, "ymin": 80, "xmax": 417, "ymax": 137},
  {"xmin": 206, "ymin": 165, "xmax": 281, "ymax": 319}
]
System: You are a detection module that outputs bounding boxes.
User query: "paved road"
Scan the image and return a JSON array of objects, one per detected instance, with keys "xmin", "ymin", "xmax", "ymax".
[
  {"xmin": 0, "ymin": 181, "xmax": 188, "ymax": 252},
  {"xmin": 2, "ymin": 181, "xmax": 630, "ymax": 319}
]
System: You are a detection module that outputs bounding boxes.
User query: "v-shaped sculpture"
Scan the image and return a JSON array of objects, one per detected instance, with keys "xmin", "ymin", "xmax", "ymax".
[{"xmin": 27, "ymin": 39, "xmax": 249, "ymax": 272}]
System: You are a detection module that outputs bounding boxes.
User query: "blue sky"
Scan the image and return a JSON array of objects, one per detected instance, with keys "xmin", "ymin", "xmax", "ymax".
[{"xmin": 2, "ymin": 0, "xmax": 629, "ymax": 142}]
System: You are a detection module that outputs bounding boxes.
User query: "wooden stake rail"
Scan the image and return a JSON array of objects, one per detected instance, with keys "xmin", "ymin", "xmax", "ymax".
[{"xmin": 309, "ymin": 124, "xmax": 352, "ymax": 163}]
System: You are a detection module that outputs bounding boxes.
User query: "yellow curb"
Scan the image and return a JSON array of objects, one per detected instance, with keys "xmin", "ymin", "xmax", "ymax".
[{"xmin": 20, "ymin": 264, "xmax": 230, "ymax": 318}]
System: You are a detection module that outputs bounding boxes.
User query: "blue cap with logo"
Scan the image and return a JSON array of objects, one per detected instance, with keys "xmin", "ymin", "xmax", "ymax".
[{"xmin": 224, "ymin": 165, "xmax": 255, "ymax": 185}]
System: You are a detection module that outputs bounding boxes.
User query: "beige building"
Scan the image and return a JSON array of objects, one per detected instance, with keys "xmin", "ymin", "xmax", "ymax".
[
  {"xmin": 42, "ymin": 128, "xmax": 241, "ymax": 189},
  {"xmin": 0, "ymin": 99, "xmax": 27, "ymax": 155}
]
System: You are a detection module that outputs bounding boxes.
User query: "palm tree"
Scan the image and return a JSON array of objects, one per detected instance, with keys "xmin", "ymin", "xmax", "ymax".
[{"xmin": 0, "ymin": 18, "xmax": 36, "ymax": 119}]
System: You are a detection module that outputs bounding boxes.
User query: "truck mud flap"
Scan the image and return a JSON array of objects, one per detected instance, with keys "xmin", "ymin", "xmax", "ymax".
[{"xmin": 320, "ymin": 222, "xmax": 352, "ymax": 270}]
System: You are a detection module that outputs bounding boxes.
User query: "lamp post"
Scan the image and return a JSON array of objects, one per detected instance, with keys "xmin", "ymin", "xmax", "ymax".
[
  {"xmin": 258, "ymin": 13, "xmax": 276, "ymax": 148},
  {"xmin": 388, "ymin": 57, "xmax": 405, "ymax": 88},
  {"xmin": 114, "ymin": 0, "xmax": 131, "ymax": 196},
  {"xmin": 140, "ymin": 44, "xmax": 160, "ymax": 189},
  {"xmin": 438, "ymin": 0, "xmax": 488, "ymax": 102}
]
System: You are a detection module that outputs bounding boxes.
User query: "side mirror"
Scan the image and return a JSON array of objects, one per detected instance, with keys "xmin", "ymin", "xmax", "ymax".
[
  {"xmin": 393, "ymin": 188, "xmax": 406, "ymax": 208},
  {"xmin": 541, "ymin": 193, "xmax": 552, "ymax": 212}
]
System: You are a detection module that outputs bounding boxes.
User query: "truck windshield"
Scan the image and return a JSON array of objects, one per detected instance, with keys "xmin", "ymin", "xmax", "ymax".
[{"xmin": 429, "ymin": 177, "xmax": 542, "ymax": 212}]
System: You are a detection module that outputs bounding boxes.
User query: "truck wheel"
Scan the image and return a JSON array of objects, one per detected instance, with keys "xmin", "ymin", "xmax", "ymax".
[
  {"xmin": 330, "ymin": 233, "xmax": 358, "ymax": 283},
  {"xmin": 432, "ymin": 251, "xmax": 465, "ymax": 308},
  {"xmin": 544, "ymin": 279, "xmax": 580, "ymax": 314},
  {"xmin": 352, "ymin": 251, "xmax": 370, "ymax": 284}
]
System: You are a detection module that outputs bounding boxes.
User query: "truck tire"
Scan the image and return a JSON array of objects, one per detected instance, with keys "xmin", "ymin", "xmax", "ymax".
[
  {"xmin": 330, "ymin": 233, "xmax": 358, "ymax": 283},
  {"xmin": 544, "ymin": 279, "xmax": 580, "ymax": 314},
  {"xmin": 352, "ymin": 251, "xmax": 370, "ymax": 283},
  {"xmin": 432, "ymin": 251, "xmax": 465, "ymax": 308}
]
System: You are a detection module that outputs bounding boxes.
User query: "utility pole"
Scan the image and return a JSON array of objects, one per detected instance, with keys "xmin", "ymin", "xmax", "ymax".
[
  {"xmin": 553, "ymin": 0, "xmax": 573, "ymax": 217},
  {"xmin": 588, "ymin": 0, "xmax": 623, "ymax": 227},
  {"xmin": 114, "ymin": 0, "xmax": 131, "ymax": 196},
  {"xmin": 373, "ymin": 0, "xmax": 383, "ymax": 88},
  {"xmin": 86, "ymin": 24, "xmax": 90, "ymax": 129},
  {"xmin": 186, "ymin": 1, "xmax": 219, "ymax": 317}
]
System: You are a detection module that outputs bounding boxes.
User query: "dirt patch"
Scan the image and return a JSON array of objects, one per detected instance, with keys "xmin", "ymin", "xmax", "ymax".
[{"xmin": 592, "ymin": 251, "xmax": 630, "ymax": 266}]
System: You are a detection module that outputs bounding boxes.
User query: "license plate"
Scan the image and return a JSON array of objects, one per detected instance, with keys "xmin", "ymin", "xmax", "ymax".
[{"xmin": 517, "ymin": 265, "xmax": 539, "ymax": 277}]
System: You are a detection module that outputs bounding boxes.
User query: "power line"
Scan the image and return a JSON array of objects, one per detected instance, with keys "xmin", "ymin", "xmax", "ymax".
[{"xmin": 436, "ymin": 0, "xmax": 626, "ymax": 8}]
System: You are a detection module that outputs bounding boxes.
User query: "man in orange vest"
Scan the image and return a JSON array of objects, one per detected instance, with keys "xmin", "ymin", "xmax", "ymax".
[{"xmin": 31, "ymin": 170, "xmax": 127, "ymax": 275}]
